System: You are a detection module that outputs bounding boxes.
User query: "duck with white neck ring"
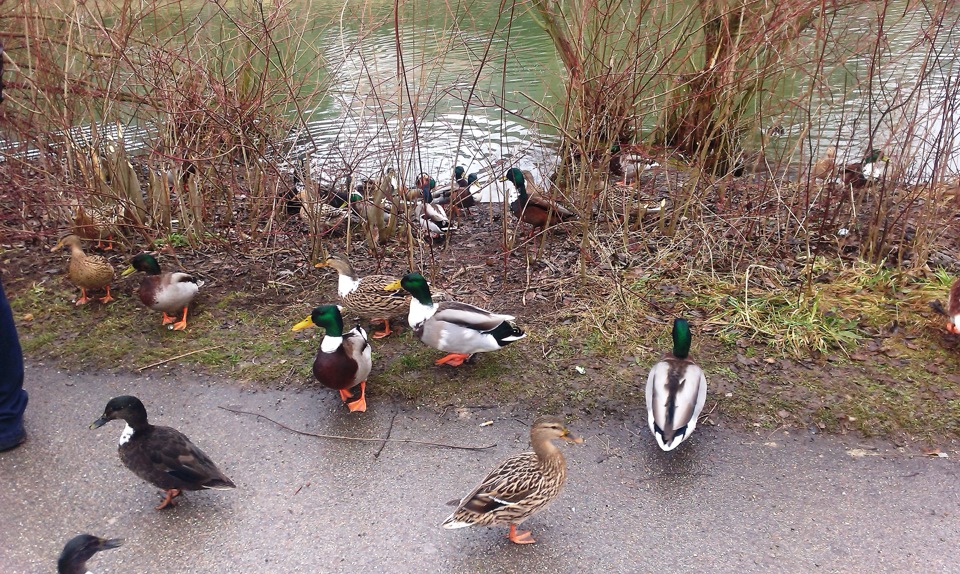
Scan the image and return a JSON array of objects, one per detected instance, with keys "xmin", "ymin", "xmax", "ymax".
[
  {"xmin": 292, "ymin": 304, "xmax": 372, "ymax": 412},
  {"xmin": 384, "ymin": 272, "xmax": 525, "ymax": 367}
]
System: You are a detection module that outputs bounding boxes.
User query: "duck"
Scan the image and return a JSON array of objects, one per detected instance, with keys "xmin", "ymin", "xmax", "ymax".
[
  {"xmin": 646, "ymin": 318, "xmax": 707, "ymax": 451},
  {"xmin": 501, "ymin": 167, "xmax": 576, "ymax": 237},
  {"xmin": 315, "ymin": 254, "xmax": 409, "ymax": 339},
  {"xmin": 430, "ymin": 166, "xmax": 465, "ymax": 205},
  {"xmin": 51, "ymin": 235, "xmax": 115, "ymax": 305},
  {"xmin": 441, "ymin": 415, "xmax": 581, "ymax": 544},
  {"xmin": 58, "ymin": 534, "xmax": 123, "ymax": 574},
  {"xmin": 90, "ymin": 395, "xmax": 236, "ymax": 509},
  {"xmin": 384, "ymin": 272, "xmax": 525, "ymax": 366},
  {"xmin": 945, "ymin": 278, "xmax": 960, "ymax": 334},
  {"xmin": 414, "ymin": 179, "xmax": 450, "ymax": 240},
  {"xmin": 292, "ymin": 305, "xmax": 372, "ymax": 412},
  {"xmin": 121, "ymin": 253, "xmax": 201, "ymax": 330},
  {"xmin": 72, "ymin": 202, "xmax": 121, "ymax": 250},
  {"xmin": 841, "ymin": 149, "xmax": 888, "ymax": 188},
  {"xmin": 450, "ymin": 172, "xmax": 479, "ymax": 215},
  {"xmin": 810, "ymin": 146, "xmax": 837, "ymax": 181}
]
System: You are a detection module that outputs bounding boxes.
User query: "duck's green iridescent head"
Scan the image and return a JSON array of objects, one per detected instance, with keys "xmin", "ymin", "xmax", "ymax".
[
  {"xmin": 398, "ymin": 272, "xmax": 433, "ymax": 305},
  {"xmin": 121, "ymin": 253, "xmax": 161, "ymax": 277},
  {"xmin": 292, "ymin": 305, "xmax": 344, "ymax": 337},
  {"xmin": 501, "ymin": 167, "xmax": 526, "ymax": 191},
  {"xmin": 671, "ymin": 318, "xmax": 692, "ymax": 359},
  {"xmin": 863, "ymin": 148, "xmax": 884, "ymax": 163},
  {"xmin": 466, "ymin": 173, "xmax": 478, "ymax": 185},
  {"xmin": 454, "ymin": 166, "xmax": 465, "ymax": 179}
]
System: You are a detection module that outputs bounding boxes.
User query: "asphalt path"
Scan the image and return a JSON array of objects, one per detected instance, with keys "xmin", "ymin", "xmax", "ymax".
[{"xmin": 1, "ymin": 363, "xmax": 957, "ymax": 573}]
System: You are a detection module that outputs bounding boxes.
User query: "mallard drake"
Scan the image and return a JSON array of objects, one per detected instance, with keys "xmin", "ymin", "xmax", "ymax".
[
  {"xmin": 121, "ymin": 253, "xmax": 201, "ymax": 330},
  {"xmin": 430, "ymin": 166, "xmax": 464, "ymax": 205},
  {"xmin": 841, "ymin": 149, "xmax": 888, "ymax": 188},
  {"xmin": 450, "ymin": 172, "xmax": 479, "ymax": 215},
  {"xmin": 90, "ymin": 395, "xmax": 236, "ymax": 509},
  {"xmin": 501, "ymin": 167, "xmax": 576, "ymax": 237},
  {"xmin": 646, "ymin": 318, "xmax": 707, "ymax": 451},
  {"xmin": 58, "ymin": 534, "xmax": 123, "ymax": 574},
  {"xmin": 441, "ymin": 415, "xmax": 581, "ymax": 544},
  {"xmin": 414, "ymin": 180, "xmax": 450, "ymax": 239},
  {"xmin": 51, "ymin": 235, "xmax": 115, "ymax": 305},
  {"xmin": 945, "ymin": 278, "xmax": 960, "ymax": 334},
  {"xmin": 292, "ymin": 305, "xmax": 372, "ymax": 412},
  {"xmin": 316, "ymin": 255, "xmax": 409, "ymax": 338},
  {"xmin": 384, "ymin": 272, "xmax": 525, "ymax": 366},
  {"xmin": 72, "ymin": 202, "xmax": 121, "ymax": 250}
]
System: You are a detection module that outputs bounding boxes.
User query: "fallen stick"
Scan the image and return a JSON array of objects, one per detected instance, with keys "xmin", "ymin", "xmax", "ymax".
[
  {"xmin": 138, "ymin": 345, "xmax": 225, "ymax": 372},
  {"xmin": 219, "ymin": 405, "xmax": 497, "ymax": 452}
]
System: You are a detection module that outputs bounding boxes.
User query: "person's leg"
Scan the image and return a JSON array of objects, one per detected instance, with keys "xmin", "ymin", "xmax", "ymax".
[{"xmin": 0, "ymin": 275, "xmax": 28, "ymax": 451}]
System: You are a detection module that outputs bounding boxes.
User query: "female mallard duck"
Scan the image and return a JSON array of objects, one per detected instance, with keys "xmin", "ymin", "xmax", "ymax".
[
  {"xmin": 384, "ymin": 272, "xmax": 525, "ymax": 366},
  {"xmin": 441, "ymin": 415, "xmax": 581, "ymax": 544},
  {"xmin": 500, "ymin": 167, "xmax": 576, "ymax": 237},
  {"xmin": 90, "ymin": 395, "xmax": 236, "ymax": 509},
  {"xmin": 51, "ymin": 235, "xmax": 115, "ymax": 305},
  {"xmin": 292, "ymin": 305, "xmax": 372, "ymax": 412},
  {"xmin": 646, "ymin": 318, "xmax": 707, "ymax": 451},
  {"xmin": 945, "ymin": 278, "xmax": 960, "ymax": 334},
  {"xmin": 810, "ymin": 146, "xmax": 837, "ymax": 181},
  {"xmin": 316, "ymin": 254, "xmax": 409, "ymax": 339},
  {"xmin": 58, "ymin": 534, "xmax": 123, "ymax": 574},
  {"xmin": 73, "ymin": 202, "xmax": 121, "ymax": 250},
  {"xmin": 121, "ymin": 253, "xmax": 201, "ymax": 330},
  {"xmin": 841, "ymin": 149, "xmax": 888, "ymax": 188}
]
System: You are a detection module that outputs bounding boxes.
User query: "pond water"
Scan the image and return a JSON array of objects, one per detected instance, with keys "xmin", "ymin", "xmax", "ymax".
[{"xmin": 16, "ymin": 0, "xmax": 957, "ymax": 196}]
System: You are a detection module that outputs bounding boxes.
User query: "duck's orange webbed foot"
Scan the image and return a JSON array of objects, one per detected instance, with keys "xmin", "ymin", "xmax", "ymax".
[
  {"xmin": 155, "ymin": 488, "xmax": 181, "ymax": 510},
  {"xmin": 171, "ymin": 307, "xmax": 189, "ymax": 331},
  {"xmin": 345, "ymin": 381, "xmax": 367, "ymax": 412},
  {"xmin": 435, "ymin": 353, "xmax": 471, "ymax": 367},
  {"xmin": 371, "ymin": 318, "xmax": 392, "ymax": 339},
  {"xmin": 508, "ymin": 524, "xmax": 536, "ymax": 545},
  {"xmin": 76, "ymin": 288, "xmax": 92, "ymax": 306},
  {"xmin": 98, "ymin": 285, "xmax": 114, "ymax": 304}
]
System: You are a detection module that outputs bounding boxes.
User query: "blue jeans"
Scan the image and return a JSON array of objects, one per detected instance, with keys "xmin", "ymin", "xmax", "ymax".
[{"xmin": 0, "ymin": 276, "xmax": 28, "ymax": 449}]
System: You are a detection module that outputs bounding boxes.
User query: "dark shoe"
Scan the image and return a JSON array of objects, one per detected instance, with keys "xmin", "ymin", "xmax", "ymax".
[{"xmin": 0, "ymin": 431, "xmax": 26, "ymax": 452}]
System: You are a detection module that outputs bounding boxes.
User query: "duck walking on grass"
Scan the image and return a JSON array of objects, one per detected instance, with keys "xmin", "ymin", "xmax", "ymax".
[
  {"xmin": 316, "ymin": 254, "xmax": 409, "ymax": 339},
  {"xmin": 51, "ymin": 234, "xmax": 115, "ymax": 305},
  {"xmin": 121, "ymin": 253, "xmax": 201, "ymax": 330},
  {"xmin": 90, "ymin": 395, "xmax": 236, "ymax": 510},
  {"xmin": 442, "ymin": 415, "xmax": 581, "ymax": 545},
  {"xmin": 384, "ymin": 272, "xmax": 525, "ymax": 367},
  {"xmin": 58, "ymin": 534, "xmax": 123, "ymax": 574},
  {"xmin": 646, "ymin": 318, "xmax": 708, "ymax": 451},
  {"xmin": 292, "ymin": 305, "xmax": 372, "ymax": 412}
]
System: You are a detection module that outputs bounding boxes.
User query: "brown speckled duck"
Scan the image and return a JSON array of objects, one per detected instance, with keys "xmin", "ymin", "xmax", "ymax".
[
  {"xmin": 441, "ymin": 415, "xmax": 581, "ymax": 544},
  {"xmin": 121, "ymin": 253, "xmax": 201, "ymax": 330},
  {"xmin": 316, "ymin": 254, "xmax": 409, "ymax": 339},
  {"xmin": 90, "ymin": 395, "xmax": 236, "ymax": 510},
  {"xmin": 292, "ymin": 305, "xmax": 372, "ymax": 412},
  {"xmin": 51, "ymin": 235, "xmax": 115, "ymax": 305}
]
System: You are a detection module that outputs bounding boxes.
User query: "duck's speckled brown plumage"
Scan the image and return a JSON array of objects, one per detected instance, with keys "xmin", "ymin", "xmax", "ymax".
[
  {"xmin": 91, "ymin": 396, "xmax": 235, "ymax": 510},
  {"xmin": 52, "ymin": 235, "xmax": 114, "ymax": 304},
  {"xmin": 442, "ymin": 416, "xmax": 578, "ymax": 542},
  {"xmin": 318, "ymin": 255, "xmax": 409, "ymax": 320}
]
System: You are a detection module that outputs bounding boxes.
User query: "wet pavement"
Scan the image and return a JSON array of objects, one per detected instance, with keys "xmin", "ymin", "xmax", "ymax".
[{"xmin": 1, "ymin": 363, "xmax": 958, "ymax": 573}]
